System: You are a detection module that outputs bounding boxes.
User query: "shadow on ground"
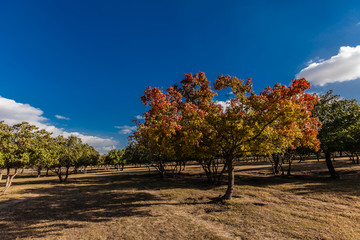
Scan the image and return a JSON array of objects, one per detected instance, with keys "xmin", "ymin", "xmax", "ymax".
[
  {"xmin": 1, "ymin": 163, "xmax": 360, "ymax": 239},
  {"xmin": 0, "ymin": 174, "xmax": 166, "ymax": 239}
]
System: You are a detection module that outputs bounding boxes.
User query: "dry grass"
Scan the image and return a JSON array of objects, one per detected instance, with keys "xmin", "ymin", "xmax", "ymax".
[{"xmin": 1, "ymin": 159, "xmax": 360, "ymax": 239}]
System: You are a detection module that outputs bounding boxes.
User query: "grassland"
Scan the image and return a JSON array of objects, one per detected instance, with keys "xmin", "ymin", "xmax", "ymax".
[{"xmin": 1, "ymin": 159, "xmax": 360, "ymax": 239}]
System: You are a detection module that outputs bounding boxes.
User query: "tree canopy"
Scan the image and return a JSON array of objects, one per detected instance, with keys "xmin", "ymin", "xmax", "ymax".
[{"xmin": 133, "ymin": 72, "xmax": 321, "ymax": 199}]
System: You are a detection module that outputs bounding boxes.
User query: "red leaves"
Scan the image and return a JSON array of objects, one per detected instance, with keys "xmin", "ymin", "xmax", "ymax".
[{"xmin": 135, "ymin": 73, "xmax": 321, "ymax": 159}]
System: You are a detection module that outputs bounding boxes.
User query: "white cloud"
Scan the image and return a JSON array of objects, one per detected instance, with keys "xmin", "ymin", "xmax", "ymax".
[
  {"xmin": 136, "ymin": 115, "xmax": 145, "ymax": 120},
  {"xmin": 296, "ymin": 45, "xmax": 360, "ymax": 86},
  {"xmin": 216, "ymin": 100, "xmax": 231, "ymax": 111},
  {"xmin": 0, "ymin": 96, "xmax": 118, "ymax": 154},
  {"xmin": 115, "ymin": 125, "xmax": 137, "ymax": 134},
  {"xmin": 101, "ymin": 146, "xmax": 117, "ymax": 152},
  {"xmin": 55, "ymin": 114, "xmax": 70, "ymax": 120}
]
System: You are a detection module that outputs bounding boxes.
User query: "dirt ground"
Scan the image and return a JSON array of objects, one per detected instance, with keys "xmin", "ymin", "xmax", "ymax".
[{"xmin": 1, "ymin": 159, "xmax": 360, "ymax": 240}]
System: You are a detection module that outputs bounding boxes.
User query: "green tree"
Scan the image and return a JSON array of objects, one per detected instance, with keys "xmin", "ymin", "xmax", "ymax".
[
  {"xmin": 30, "ymin": 129, "xmax": 57, "ymax": 177},
  {"xmin": 104, "ymin": 149, "xmax": 125, "ymax": 171},
  {"xmin": 313, "ymin": 90, "xmax": 360, "ymax": 178},
  {"xmin": 52, "ymin": 136, "xmax": 83, "ymax": 182},
  {"xmin": 0, "ymin": 122, "xmax": 37, "ymax": 192},
  {"xmin": 76, "ymin": 144, "xmax": 100, "ymax": 173}
]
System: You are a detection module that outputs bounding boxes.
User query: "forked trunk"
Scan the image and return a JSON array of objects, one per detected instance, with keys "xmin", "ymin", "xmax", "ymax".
[{"xmin": 2, "ymin": 169, "xmax": 18, "ymax": 193}]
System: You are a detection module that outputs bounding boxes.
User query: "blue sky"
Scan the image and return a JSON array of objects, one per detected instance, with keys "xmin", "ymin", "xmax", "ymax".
[{"xmin": 1, "ymin": 1, "xmax": 360, "ymax": 153}]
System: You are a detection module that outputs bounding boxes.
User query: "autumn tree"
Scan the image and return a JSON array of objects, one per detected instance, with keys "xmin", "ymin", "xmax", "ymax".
[
  {"xmin": 135, "ymin": 73, "xmax": 320, "ymax": 200},
  {"xmin": 133, "ymin": 85, "xmax": 185, "ymax": 177},
  {"xmin": 210, "ymin": 75, "xmax": 320, "ymax": 199}
]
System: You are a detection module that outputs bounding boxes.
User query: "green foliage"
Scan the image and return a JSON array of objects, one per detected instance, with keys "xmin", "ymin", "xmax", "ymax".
[
  {"xmin": 104, "ymin": 149, "xmax": 125, "ymax": 170},
  {"xmin": 314, "ymin": 90, "xmax": 360, "ymax": 153}
]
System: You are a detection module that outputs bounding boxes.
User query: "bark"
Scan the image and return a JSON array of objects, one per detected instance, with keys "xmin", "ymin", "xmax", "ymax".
[
  {"xmin": 64, "ymin": 166, "xmax": 70, "ymax": 182},
  {"xmin": 216, "ymin": 162, "xmax": 228, "ymax": 184},
  {"xmin": 54, "ymin": 167, "xmax": 63, "ymax": 182},
  {"xmin": 287, "ymin": 158, "xmax": 292, "ymax": 176},
  {"xmin": 325, "ymin": 152, "xmax": 339, "ymax": 179},
  {"xmin": 222, "ymin": 158, "xmax": 234, "ymax": 200},
  {"xmin": 273, "ymin": 154, "xmax": 280, "ymax": 174},
  {"xmin": 57, "ymin": 174, "xmax": 63, "ymax": 182}
]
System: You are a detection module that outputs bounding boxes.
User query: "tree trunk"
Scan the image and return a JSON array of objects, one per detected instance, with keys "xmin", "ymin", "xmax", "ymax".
[
  {"xmin": 55, "ymin": 167, "xmax": 63, "ymax": 182},
  {"xmin": 216, "ymin": 162, "xmax": 228, "ymax": 185},
  {"xmin": 64, "ymin": 166, "xmax": 70, "ymax": 182},
  {"xmin": 222, "ymin": 158, "xmax": 234, "ymax": 200},
  {"xmin": 287, "ymin": 158, "xmax": 292, "ymax": 176},
  {"xmin": 273, "ymin": 154, "xmax": 280, "ymax": 174},
  {"xmin": 325, "ymin": 152, "xmax": 339, "ymax": 179},
  {"xmin": 37, "ymin": 168, "xmax": 42, "ymax": 178},
  {"xmin": 2, "ymin": 169, "xmax": 18, "ymax": 193}
]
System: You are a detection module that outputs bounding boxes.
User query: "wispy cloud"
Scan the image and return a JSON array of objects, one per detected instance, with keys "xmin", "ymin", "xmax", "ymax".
[
  {"xmin": 55, "ymin": 114, "xmax": 70, "ymax": 120},
  {"xmin": 115, "ymin": 125, "xmax": 137, "ymax": 134},
  {"xmin": 0, "ymin": 96, "xmax": 118, "ymax": 154},
  {"xmin": 296, "ymin": 45, "xmax": 360, "ymax": 86},
  {"xmin": 136, "ymin": 115, "xmax": 145, "ymax": 120}
]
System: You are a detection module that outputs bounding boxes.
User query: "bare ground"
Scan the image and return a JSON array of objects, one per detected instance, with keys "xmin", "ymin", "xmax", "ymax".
[{"xmin": 1, "ymin": 160, "xmax": 360, "ymax": 239}]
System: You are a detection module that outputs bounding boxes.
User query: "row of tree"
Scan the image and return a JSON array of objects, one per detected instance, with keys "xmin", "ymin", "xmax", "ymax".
[{"xmin": 0, "ymin": 121, "xmax": 100, "ymax": 192}]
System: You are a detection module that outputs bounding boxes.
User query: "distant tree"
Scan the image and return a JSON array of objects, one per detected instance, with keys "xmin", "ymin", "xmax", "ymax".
[
  {"xmin": 52, "ymin": 136, "xmax": 83, "ymax": 182},
  {"xmin": 30, "ymin": 129, "xmax": 56, "ymax": 177},
  {"xmin": 104, "ymin": 149, "xmax": 125, "ymax": 171},
  {"xmin": 75, "ymin": 144, "xmax": 100, "ymax": 173},
  {"xmin": 313, "ymin": 90, "xmax": 360, "ymax": 178},
  {"xmin": 123, "ymin": 144, "xmax": 153, "ymax": 171}
]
